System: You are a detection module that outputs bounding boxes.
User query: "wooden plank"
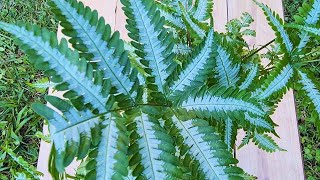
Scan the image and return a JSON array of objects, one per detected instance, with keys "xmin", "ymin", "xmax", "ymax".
[
  {"xmin": 212, "ymin": 0, "xmax": 228, "ymax": 32},
  {"xmin": 225, "ymin": 0, "xmax": 305, "ymax": 179}
]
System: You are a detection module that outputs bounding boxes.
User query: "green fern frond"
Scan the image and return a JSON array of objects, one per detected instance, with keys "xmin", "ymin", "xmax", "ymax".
[
  {"xmin": 85, "ymin": 113, "xmax": 129, "ymax": 179},
  {"xmin": 254, "ymin": 61, "xmax": 293, "ymax": 100},
  {"xmin": 244, "ymin": 113, "xmax": 275, "ymax": 132},
  {"xmin": 180, "ymin": 88, "xmax": 265, "ymax": 119},
  {"xmin": 0, "ymin": 22, "xmax": 109, "ymax": 112},
  {"xmin": 179, "ymin": 2, "xmax": 207, "ymax": 39},
  {"xmin": 295, "ymin": 0, "xmax": 320, "ymax": 50},
  {"xmin": 49, "ymin": 0, "xmax": 140, "ymax": 104},
  {"xmin": 191, "ymin": 0, "xmax": 213, "ymax": 21},
  {"xmin": 224, "ymin": 118, "xmax": 237, "ymax": 151},
  {"xmin": 297, "ymin": 70, "xmax": 320, "ymax": 118},
  {"xmin": 156, "ymin": 1, "xmax": 186, "ymax": 30},
  {"xmin": 169, "ymin": 29, "xmax": 215, "ymax": 94},
  {"xmin": 3, "ymin": 0, "xmax": 316, "ymax": 178},
  {"xmin": 163, "ymin": 0, "xmax": 192, "ymax": 12},
  {"xmin": 298, "ymin": 0, "xmax": 320, "ymax": 25},
  {"xmin": 253, "ymin": 132, "xmax": 284, "ymax": 152},
  {"xmin": 238, "ymin": 130, "xmax": 252, "ymax": 149},
  {"xmin": 32, "ymin": 96, "xmax": 102, "ymax": 172},
  {"xmin": 215, "ymin": 45, "xmax": 240, "ymax": 87},
  {"xmin": 171, "ymin": 116, "xmax": 252, "ymax": 179},
  {"xmin": 239, "ymin": 64, "xmax": 259, "ymax": 90},
  {"xmin": 255, "ymin": 0, "xmax": 293, "ymax": 54},
  {"xmin": 128, "ymin": 107, "xmax": 182, "ymax": 179},
  {"xmin": 121, "ymin": 0, "xmax": 176, "ymax": 94},
  {"xmin": 288, "ymin": 24, "xmax": 320, "ymax": 36}
]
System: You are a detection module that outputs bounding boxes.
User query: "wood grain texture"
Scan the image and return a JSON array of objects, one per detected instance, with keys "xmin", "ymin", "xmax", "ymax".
[
  {"xmin": 37, "ymin": 0, "xmax": 304, "ymax": 179},
  {"xmin": 212, "ymin": 0, "xmax": 228, "ymax": 32}
]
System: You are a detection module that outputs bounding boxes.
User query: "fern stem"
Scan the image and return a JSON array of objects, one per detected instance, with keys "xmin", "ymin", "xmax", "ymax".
[
  {"xmin": 243, "ymin": 39, "xmax": 275, "ymax": 60},
  {"xmin": 300, "ymin": 58, "xmax": 320, "ymax": 64},
  {"xmin": 109, "ymin": 103, "xmax": 171, "ymax": 112}
]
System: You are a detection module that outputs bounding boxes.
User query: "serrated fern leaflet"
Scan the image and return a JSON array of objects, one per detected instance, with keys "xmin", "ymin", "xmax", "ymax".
[
  {"xmin": 290, "ymin": 24, "xmax": 320, "ymax": 36},
  {"xmin": 297, "ymin": 0, "xmax": 320, "ymax": 50},
  {"xmin": 123, "ymin": 0, "xmax": 174, "ymax": 93},
  {"xmin": 32, "ymin": 96, "xmax": 101, "ymax": 171},
  {"xmin": 51, "ymin": 0, "xmax": 138, "ymax": 101},
  {"xmin": 224, "ymin": 118, "xmax": 236, "ymax": 151},
  {"xmin": 245, "ymin": 113, "xmax": 273, "ymax": 131},
  {"xmin": 253, "ymin": 133, "xmax": 283, "ymax": 152},
  {"xmin": 171, "ymin": 116, "xmax": 246, "ymax": 179},
  {"xmin": 0, "ymin": 22, "xmax": 107, "ymax": 112},
  {"xmin": 192, "ymin": 0, "xmax": 213, "ymax": 21},
  {"xmin": 298, "ymin": 70, "xmax": 320, "ymax": 115},
  {"xmin": 93, "ymin": 114, "xmax": 128, "ymax": 179},
  {"xmin": 181, "ymin": 93, "xmax": 265, "ymax": 116},
  {"xmin": 215, "ymin": 45, "xmax": 240, "ymax": 87},
  {"xmin": 170, "ymin": 29, "xmax": 214, "ymax": 93},
  {"xmin": 255, "ymin": 64, "xmax": 293, "ymax": 100},
  {"xmin": 156, "ymin": 2, "xmax": 186, "ymax": 29},
  {"xmin": 130, "ymin": 109, "xmax": 180, "ymax": 179},
  {"xmin": 180, "ymin": 2, "xmax": 206, "ymax": 38},
  {"xmin": 239, "ymin": 64, "xmax": 258, "ymax": 90}
]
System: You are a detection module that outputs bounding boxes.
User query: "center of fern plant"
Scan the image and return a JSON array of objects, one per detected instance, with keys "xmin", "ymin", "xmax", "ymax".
[{"xmin": 1, "ymin": 0, "xmax": 320, "ymax": 179}]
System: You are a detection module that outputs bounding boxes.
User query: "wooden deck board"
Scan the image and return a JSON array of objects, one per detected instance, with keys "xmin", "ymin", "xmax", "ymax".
[{"xmin": 37, "ymin": 0, "xmax": 304, "ymax": 179}]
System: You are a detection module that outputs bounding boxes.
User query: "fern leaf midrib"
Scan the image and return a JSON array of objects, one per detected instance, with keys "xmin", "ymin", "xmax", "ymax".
[
  {"xmin": 55, "ymin": 0, "xmax": 136, "ymax": 102},
  {"xmin": 53, "ymin": 113, "xmax": 103, "ymax": 134},
  {"xmin": 174, "ymin": 116, "xmax": 220, "ymax": 179},
  {"xmin": 103, "ymin": 116, "xmax": 113, "ymax": 179},
  {"xmin": 132, "ymin": 0, "xmax": 165, "ymax": 92},
  {"xmin": 138, "ymin": 110, "xmax": 156, "ymax": 178}
]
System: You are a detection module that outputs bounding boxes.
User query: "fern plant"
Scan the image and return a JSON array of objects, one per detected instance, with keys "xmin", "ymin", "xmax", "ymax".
[{"xmin": 0, "ymin": 0, "xmax": 319, "ymax": 179}]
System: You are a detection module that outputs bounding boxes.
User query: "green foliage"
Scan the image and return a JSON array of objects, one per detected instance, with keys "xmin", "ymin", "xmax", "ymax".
[
  {"xmin": 0, "ymin": 0, "xmax": 57, "ymax": 179},
  {"xmin": 0, "ymin": 0, "xmax": 320, "ymax": 179},
  {"xmin": 252, "ymin": 132, "xmax": 285, "ymax": 152},
  {"xmin": 2, "ymin": 147, "xmax": 43, "ymax": 179},
  {"xmin": 282, "ymin": 0, "xmax": 320, "ymax": 178}
]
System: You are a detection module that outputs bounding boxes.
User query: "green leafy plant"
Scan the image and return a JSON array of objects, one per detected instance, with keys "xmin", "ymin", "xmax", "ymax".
[
  {"xmin": 0, "ymin": 0, "xmax": 319, "ymax": 179},
  {"xmin": 0, "ymin": 0, "xmax": 57, "ymax": 179}
]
